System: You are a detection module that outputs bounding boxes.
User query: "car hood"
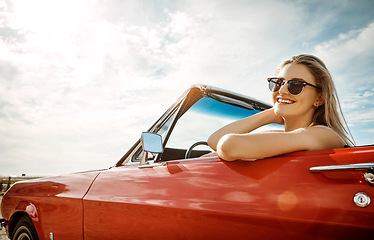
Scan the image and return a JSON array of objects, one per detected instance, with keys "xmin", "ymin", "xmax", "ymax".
[{"xmin": 3, "ymin": 169, "xmax": 104, "ymax": 200}]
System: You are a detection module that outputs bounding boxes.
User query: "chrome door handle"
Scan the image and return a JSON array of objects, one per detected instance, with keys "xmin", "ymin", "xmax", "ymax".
[
  {"xmin": 310, "ymin": 163, "xmax": 374, "ymax": 173},
  {"xmin": 310, "ymin": 163, "xmax": 374, "ymax": 186}
]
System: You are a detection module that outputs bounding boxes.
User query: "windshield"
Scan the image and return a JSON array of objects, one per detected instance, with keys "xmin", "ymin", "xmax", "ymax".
[{"xmin": 165, "ymin": 97, "xmax": 280, "ymax": 149}]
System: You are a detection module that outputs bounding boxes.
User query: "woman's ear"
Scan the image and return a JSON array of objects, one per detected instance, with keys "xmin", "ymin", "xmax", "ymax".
[{"xmin": 314, "ymin": 93, "xmax": 325, "ymax": 107}]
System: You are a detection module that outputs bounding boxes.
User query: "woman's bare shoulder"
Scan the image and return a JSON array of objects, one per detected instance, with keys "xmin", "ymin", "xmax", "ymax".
[{"xmin": 305, "ymin": 125, "xmax": 345, "ymax": 150}]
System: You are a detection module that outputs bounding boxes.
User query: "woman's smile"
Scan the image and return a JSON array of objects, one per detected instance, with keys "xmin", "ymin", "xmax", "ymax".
[{"xmin": 276, "ymin": 96, "xmax": 295, "ymax": 104}]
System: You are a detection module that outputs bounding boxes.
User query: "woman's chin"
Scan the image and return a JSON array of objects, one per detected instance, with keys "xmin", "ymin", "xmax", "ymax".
[
  {"xmin": 274, "ymin": 105, "xmax": 286, "ymax": 114},
  {"xmin": 274, "ymin": 106, "xmax": 293, "ymax": 118}
]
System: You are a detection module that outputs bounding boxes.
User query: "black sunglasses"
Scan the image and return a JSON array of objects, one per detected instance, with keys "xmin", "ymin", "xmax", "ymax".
[{"xmin": 267, "ymin": 77, "xmax": 322, "ymax": 95}]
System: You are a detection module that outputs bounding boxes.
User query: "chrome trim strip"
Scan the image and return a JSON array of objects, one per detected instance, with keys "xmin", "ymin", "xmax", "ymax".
[{"xmin": 138, "ymin": 162, "xmax": 166, "ymax": 168}]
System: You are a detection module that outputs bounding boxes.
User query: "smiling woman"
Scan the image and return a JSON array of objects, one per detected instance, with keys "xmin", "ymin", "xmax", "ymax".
[{"xmin": 208, "ymin": 54, "xmax": 354, "ymax": 161}]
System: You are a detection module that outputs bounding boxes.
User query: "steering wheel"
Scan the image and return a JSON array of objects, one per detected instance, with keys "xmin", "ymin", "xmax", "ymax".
[{"xmin": 185, "ymin": 141, "xmax": 209, "ymax": 159}]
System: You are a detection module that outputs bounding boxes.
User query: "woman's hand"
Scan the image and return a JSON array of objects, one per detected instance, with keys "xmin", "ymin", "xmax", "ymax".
[
  {"xmin": 263, "ymin": 108, "xmax": 284, "ymax": 125},
  {"xmin": 200, "ymin": 151, "xmax": 218, "ymax": 158}
]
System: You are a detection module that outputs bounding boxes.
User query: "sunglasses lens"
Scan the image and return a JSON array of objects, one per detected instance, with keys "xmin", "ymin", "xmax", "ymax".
[
  {"xmin": 268, "ymin": 79, "xmax": 281, "ymax": 92},
  {"xmin": 268, "ymin": 78, "xmax": 309, "ymax": 95},
  {"xmin": 288, "ymin": 80, "xmax": 304, "ymax": 95}
]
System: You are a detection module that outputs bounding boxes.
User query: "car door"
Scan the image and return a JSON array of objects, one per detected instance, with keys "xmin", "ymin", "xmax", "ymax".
[{"xmin": 82, "ymin": 145, "xmax": 374, "ymax": 239}]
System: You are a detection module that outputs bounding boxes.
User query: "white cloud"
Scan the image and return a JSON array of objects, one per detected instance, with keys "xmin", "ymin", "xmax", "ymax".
[
  {"xmin": 341, "ymin": 89, "xmax": 374, "ymax": 110},
  {"xmin": 0, "ymin": 0, "xmax": 373, "ymax": 175},
  {"xmin": 314, "ymin": 22, "xmax": 374, "ymax": 70},
  {"xmin": 312, "ymin": 21, "xmax": 374, "ymax": 138}
]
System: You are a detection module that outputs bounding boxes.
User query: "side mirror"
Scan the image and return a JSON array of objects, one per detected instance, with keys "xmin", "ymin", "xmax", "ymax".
[
  {"xmin": 141, "ymin": 132, "xmax": 163, "ymax": 153},
  {"xmin": 140, "ymin": 132, "xmax": 163, "ymax": 165}
]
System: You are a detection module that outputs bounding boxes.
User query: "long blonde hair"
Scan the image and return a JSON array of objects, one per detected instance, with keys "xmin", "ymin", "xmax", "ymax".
[{"xmin": 277, "ymin": 54, "xmax": 355, "ymax": 146}]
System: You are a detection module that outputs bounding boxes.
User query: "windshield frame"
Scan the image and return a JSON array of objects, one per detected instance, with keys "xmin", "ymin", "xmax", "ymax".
[{"xmin": 116, "ymin": 84, "xmax": 272, "ymax": 166}]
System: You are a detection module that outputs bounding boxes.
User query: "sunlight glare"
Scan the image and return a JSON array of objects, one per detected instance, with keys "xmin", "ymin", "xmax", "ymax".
[{"xmin": 11, "ymin": 0, "xmax": 93, "ymax": 33}]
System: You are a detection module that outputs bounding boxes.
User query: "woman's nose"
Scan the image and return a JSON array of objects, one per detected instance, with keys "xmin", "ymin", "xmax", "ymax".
[{"xmin": 278, "ymin": 81, "xmax": 289, "ymax": 94}]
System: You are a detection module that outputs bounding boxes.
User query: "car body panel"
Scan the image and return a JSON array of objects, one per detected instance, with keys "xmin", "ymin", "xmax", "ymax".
[
  {"xmin": 83, "ymin": 146, "xmax": 374, "ymax": 239},
  {"xmin": 1, "ymin": 171, "xmax": 101, "ymax": 240}
]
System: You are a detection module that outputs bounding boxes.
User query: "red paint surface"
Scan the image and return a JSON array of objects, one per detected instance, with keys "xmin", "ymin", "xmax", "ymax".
[
  {"xmin": 84, "ymin": 146, "xmax": 374, "ymax": 239},
  {"xmin": 2, "ymin": 146, "xmax": 374, "ymax": 239},
  {"xmin": 1, "ymin": 171, "xmax": 100, "ymax": 240}
]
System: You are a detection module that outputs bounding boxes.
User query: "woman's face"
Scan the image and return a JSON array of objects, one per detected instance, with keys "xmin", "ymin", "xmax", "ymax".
[{"xmin": 273, "ymin": 63, "xmax": 322, "ymax": 120}]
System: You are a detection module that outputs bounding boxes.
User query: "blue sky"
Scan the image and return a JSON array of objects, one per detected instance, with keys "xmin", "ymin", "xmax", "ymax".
[{"xmin": 0, "ymin": 0, "xmax": 373, "ymax": 176}]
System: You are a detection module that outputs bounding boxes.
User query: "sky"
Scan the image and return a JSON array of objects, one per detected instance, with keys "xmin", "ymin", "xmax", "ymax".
[{"xmin": 0, "ymin": 0, "xmax": 373, "ymax": 176}]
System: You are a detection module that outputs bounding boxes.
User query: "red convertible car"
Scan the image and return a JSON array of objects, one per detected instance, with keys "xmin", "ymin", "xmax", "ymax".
[{"xmin": 1, "ymin": 84, "xmax": 374, "ymax": 240}]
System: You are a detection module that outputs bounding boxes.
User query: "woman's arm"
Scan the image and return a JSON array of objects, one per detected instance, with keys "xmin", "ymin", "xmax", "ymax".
[
  {"xmin": 207, "ymin": 108, "xmax": 345, "ymax": 161},
  {"xmin": 215, "ymin": 126, "xmax": 345, "ymax": 161},
  {"xmin": 207, "ymin": 108, "xmax": 283, "ymax": 151}
]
